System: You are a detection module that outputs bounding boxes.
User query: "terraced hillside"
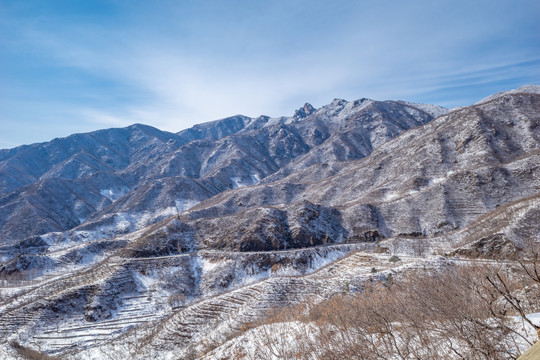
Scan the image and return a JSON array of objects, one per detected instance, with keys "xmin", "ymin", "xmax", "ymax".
[{"xmin": 0, "ymin": 85, "xmax": 539, "ymax": 359}]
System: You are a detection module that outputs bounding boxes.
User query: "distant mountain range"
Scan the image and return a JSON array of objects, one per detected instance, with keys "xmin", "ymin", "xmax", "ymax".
[
  {"xmin": 0, "ymin": 95, "xmax": 444, "ymax": 251},
  {"xmin": 0, "ymin": 85, "xmax": 538, "ymax": 359}
]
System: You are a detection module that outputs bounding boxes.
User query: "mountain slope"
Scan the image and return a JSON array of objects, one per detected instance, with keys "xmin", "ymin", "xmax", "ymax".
[
  {"xmin": 1, "ymin": 86, "xmax": 539, "ymax": 359},
  {"xmin": 165, "ymin": 91, "xmax": 539, "ymax": 248},
  {"xmin": 0, "ymin": 98, "xmax": 440, "ymax": 249}
]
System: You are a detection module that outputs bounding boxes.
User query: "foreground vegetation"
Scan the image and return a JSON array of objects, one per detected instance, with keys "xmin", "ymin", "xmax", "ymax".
[{"xmin": 214, "ymin": 243, "xmax": 540, "ymax": 359}]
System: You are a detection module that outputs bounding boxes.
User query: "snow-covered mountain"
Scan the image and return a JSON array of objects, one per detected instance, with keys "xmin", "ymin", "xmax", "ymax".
[
  {"xmin": 0, "ymin": 85, "xmax": 539, "ymax": 359},
  {"xmin": 0, "ymin": 97, "xmax": 438, "ymax": 250}
]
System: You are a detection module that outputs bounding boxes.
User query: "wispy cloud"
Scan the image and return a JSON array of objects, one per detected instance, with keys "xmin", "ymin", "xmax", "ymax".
[{"xmin": 1, "ymin": 0, "xmax": 539, "ymax": 148}]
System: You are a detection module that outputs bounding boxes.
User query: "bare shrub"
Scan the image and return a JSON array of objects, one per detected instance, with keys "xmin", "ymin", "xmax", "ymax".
[
  {"xmin": 10, "ymin": 341, "xmax": 59, "ymax": 360},
  {"xmin": 245, "ymin": 261, "xmax": 539, "ymax": 360}
]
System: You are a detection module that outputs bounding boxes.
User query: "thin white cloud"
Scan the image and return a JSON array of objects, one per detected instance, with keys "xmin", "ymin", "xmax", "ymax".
[{"xmin": 1, "ymin": 0, "xmax": 539, "ymax": 146}]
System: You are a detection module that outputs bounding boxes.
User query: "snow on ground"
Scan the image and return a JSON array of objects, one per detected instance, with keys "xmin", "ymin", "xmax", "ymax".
[
  {"xmin": 332, "ymin": 98, "xmax": 374, "ymax": 122},
  {"xmin": 230, "ymin": 177, "xmax": 242, "ymax": 189},
  {"xmin": 384, "ymin": 172, "xmax": 453, "ymax": 203},
  {"xmin": 196, "ymin": 246, "xmax": 353, "ymax": 297},
  {"xmin": 429, "ymin": 176, "xmax": 446, "ymax": 186},
  {"xmin": 203, "ymin": 314, "xmax": 539, "ymax": 360},
  {"xmin": 230, "ymin": 175, "xmax": 260, "ymax": 189},
  {"xmin": 0, "ymin": 345, "xmax": 19, "ymax": 360},
  {"xmin": 20, "ymin": 206, "xmax": 180, "ymax": 266},
  {"xmin": 175, "ymin": 199, "xmax": 200, "ymax": 212},
  {"xmin": 250, "ymin": 173, "xmax": 260, "ymax": 183},
  {"xmin": 476, "ymin": 85, "xmax": 540, "ymax": 105},
  {"xmin": 398, "ymin": 101, "xmax": 449, "ymax": 118},
  {"xmin": 202, "ymin": 321, "xmax": 309, "ymax": 360},
  {"xmin": 70, "ymin": 207, "xmax": 177, "ymax": 243},
  {"xmin": 526, "ymin": 312, "xmax": 540, "ymax": 327},
  {"xmin": 270, "ymin": 248, "xmax": 348, "ymax": 277},
  {"xmin": 99, "ymin": 186, "xmax": 130, "ymax": 201}
]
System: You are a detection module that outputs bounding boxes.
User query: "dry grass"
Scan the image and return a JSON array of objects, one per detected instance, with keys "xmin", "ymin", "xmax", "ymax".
[{"xmin": 238, "ymin": 258, "xmax": 540, "ymax": 360}]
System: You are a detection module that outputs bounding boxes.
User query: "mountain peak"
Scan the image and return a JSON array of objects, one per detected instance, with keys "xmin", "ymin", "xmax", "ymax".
[
  {"xmin": 476, "ymin": 84, "xmax": 540, "ymax": 104},
  {"xmin": 331, "ymin": 98, "xmax": 347, "ymax": 106},
  {"xmin": 294, "ymin": 103, "xmax": 316, "ymax": 119}
]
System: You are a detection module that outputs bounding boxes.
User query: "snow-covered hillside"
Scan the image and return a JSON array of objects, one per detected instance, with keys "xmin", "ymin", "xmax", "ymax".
[{"xmin": 0, "ymin": 86, "xmax": 539, "ymax": 359}]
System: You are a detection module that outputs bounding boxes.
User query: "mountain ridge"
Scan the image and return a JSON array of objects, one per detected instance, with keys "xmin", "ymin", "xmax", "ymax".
[
  {"xmin": 0, "ymin": 96, "xmax": 442, "ymax": 247},
  {"xmin": 0, "ymin": 86, "xmax": 539, "ymax": 358}
]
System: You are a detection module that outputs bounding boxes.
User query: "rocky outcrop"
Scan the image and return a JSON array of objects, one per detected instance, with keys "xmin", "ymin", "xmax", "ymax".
[{"xmin": 452, "ymin": 233, "xmax": 520, "ymax": 259}]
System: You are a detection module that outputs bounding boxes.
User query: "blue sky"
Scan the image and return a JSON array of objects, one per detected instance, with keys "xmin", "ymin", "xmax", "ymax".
[{"xmin": 1, "ymin": 0, "xmax": 539, "ymax": 149}]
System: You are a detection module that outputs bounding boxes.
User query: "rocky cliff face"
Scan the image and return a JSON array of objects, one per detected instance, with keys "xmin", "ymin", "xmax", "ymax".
[{"xmin": 0, "ymin": 85, "xmax": 538, "ymax": 359}]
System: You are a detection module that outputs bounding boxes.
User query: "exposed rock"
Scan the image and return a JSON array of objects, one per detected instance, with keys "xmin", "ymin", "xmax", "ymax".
[{"xmin": 452, "ymin": 233, "xmax": 520, "ymax": 259}]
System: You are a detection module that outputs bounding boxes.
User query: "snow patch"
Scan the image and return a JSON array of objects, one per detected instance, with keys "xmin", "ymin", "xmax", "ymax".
[
  {"xmin": 206, "ymin": 321, "xmax": 310, "ymax": 360},
  {"xmin": 230, "ymin": 177, "xmax": 243, "ymax": 189},
  {"xmin": 134, "ymin": 272, "xmax": 159, "ymax": 291},
  {"xmin": 201, "ymin": 257, "xmax": 221, "ymax": 273},
  {"xmin": 175, "ymin": 199, "xmax": 200, "ymax": 212},
  {"xmin": 476, "ymin": 85, "xmax": 540, "ymax": 104},
  {"xmin": 429, "ymin": 177, "xmax": 446, "ymax": 186},
  {"xmin": 384, "ymin": 192, "xmax": 400, "ymax": 202},
  {"xmin": 99, "ymin": 186, "xmax": 129, "ymax": 201},
  {"xmin": 250, "ymin": 173, "xmax": 260, "ymax": 184},
  {"xmin": 44, "ymin": 207, "xmax": 180, "ymax": 250},
  {"xmin": 231, "ymin": 175, "xmax": 260, "ymax": 189},
  {"xmin": 526, "ymin": 312, "xmax": 540, "ymax": 327},
  {"xmin": 399, "ymin": 101, "xmax": 449, "ymax": 118}
]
